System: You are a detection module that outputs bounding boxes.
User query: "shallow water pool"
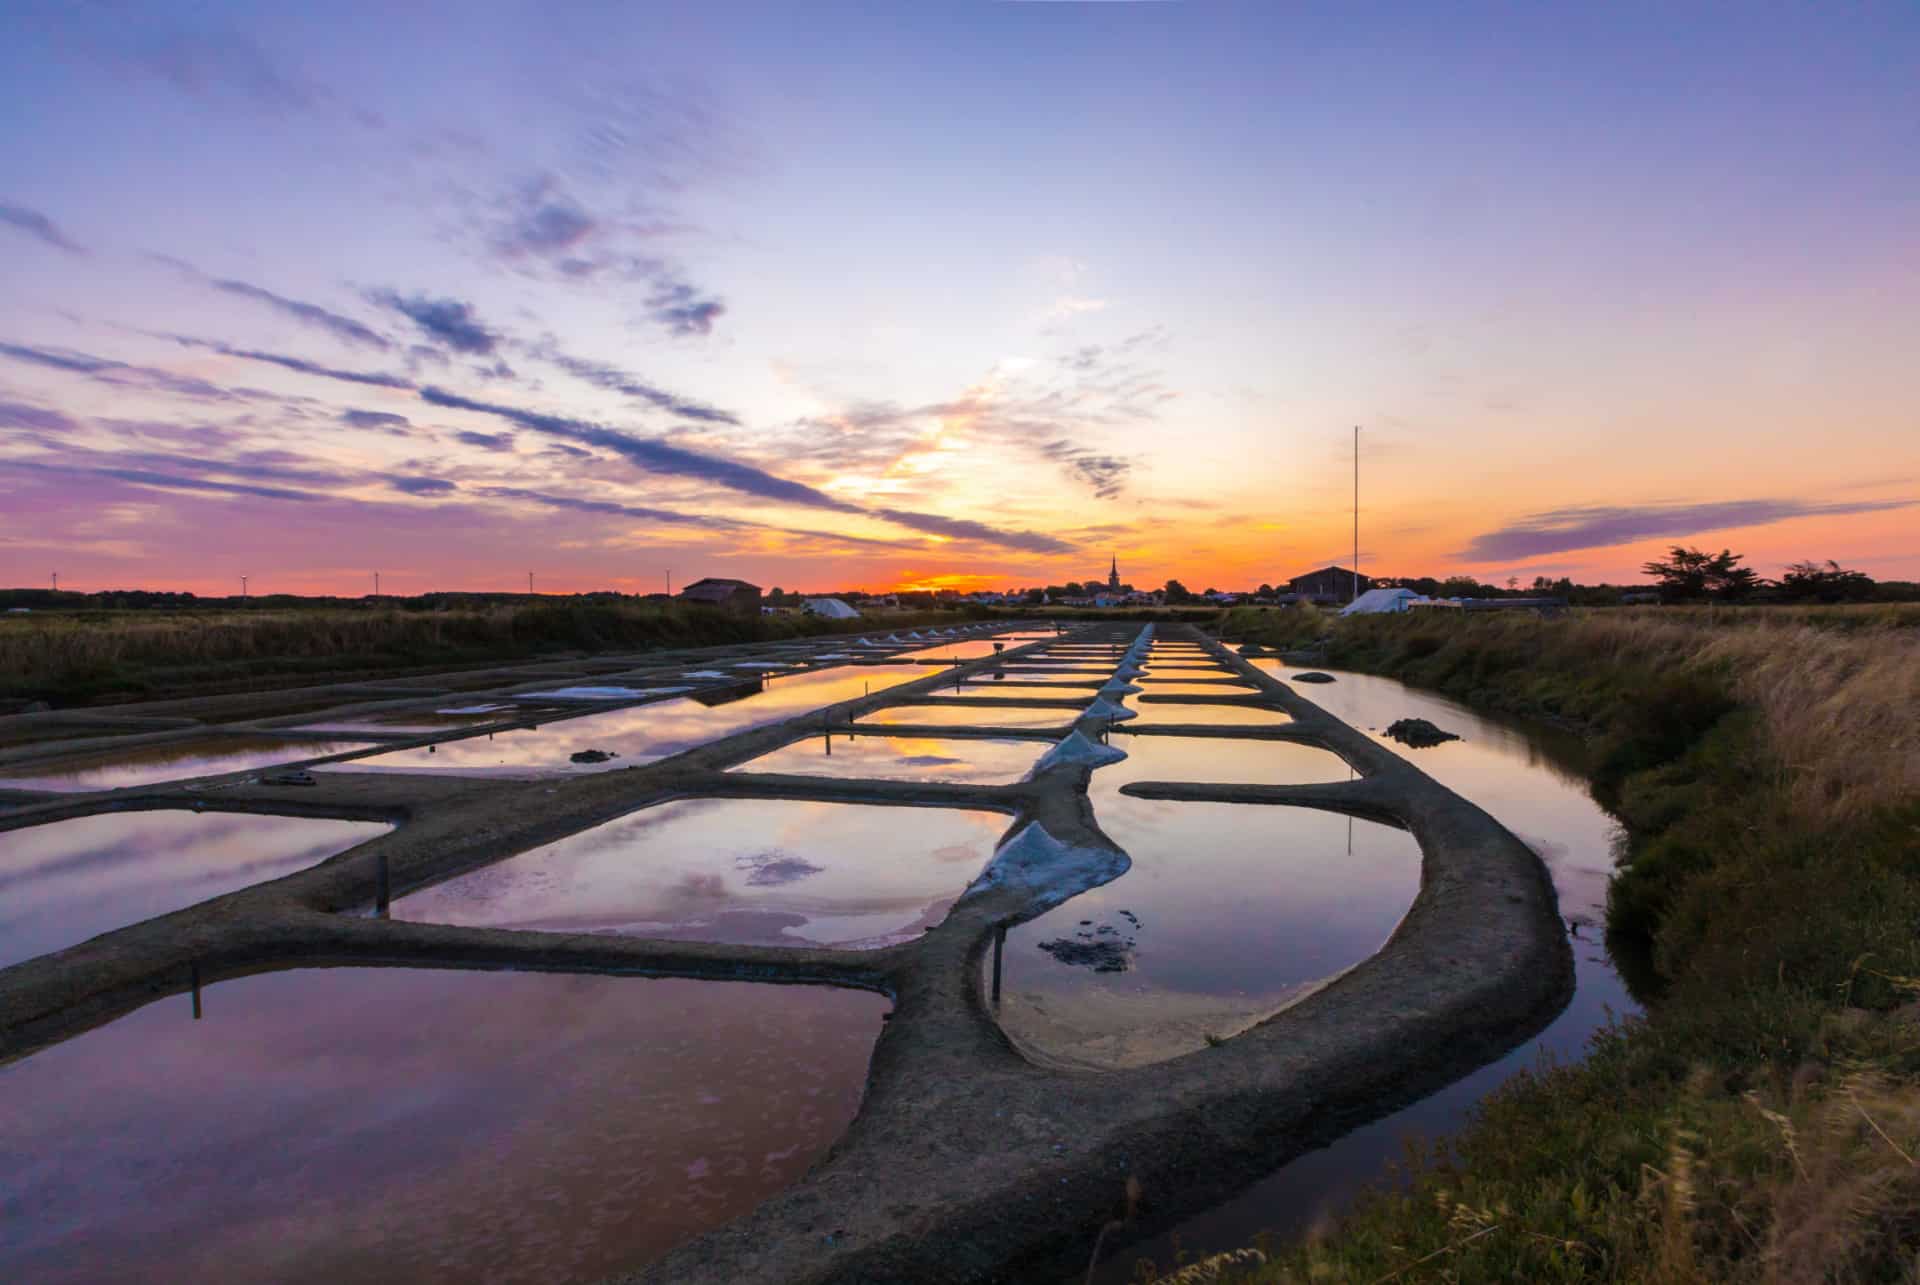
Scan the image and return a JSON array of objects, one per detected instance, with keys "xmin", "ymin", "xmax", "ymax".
[
  {"xmin": 331, "ymin": 664, "xmax": 929, "ymax": 777},
  {"xmin": 860, "ymin": 704, "xmax": 1082, "ymax": 730},
  {"xmin": 733, "ymin": 732, "xmax": 1043, "ymax": 785},
  {"xmin": 0, "ymin": 969, "xmax": 886, "ymax": 1283},
  {"xmin": 1123, "ymin": 701, "xmax": 1294, "ymax": 727},
  {"xmin": 0, "ymin": 736, "xmax": 376, "ymax": 793},
  {"xmin": 0, "ymin": 811, "xmax": 390, "ymax": 969},
  {"xmin": 396, "ymin": 797, "xmax": 1010, "ymax": 948}
]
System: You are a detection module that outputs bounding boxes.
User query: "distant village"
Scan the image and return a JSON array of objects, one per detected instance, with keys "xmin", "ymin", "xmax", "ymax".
[{"xmin": 676, "ymin": 560, "xmax": 1616, "ymax": 620}]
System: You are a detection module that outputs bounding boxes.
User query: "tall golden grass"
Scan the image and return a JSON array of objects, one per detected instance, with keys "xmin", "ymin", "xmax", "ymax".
[{"xmin": 1546, "ymin": 610, "xmax": 1918, "ymax": 826}]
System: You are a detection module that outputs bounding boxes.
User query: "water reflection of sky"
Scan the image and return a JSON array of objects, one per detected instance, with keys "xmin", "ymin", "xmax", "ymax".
[
  {"xmin": 734, "ymin": 732, "xmax": 1043, "ymax": 785},
  {"xmin": 396, "ymin": 798, "xmax": 1009, "ymax": 949},
  {"xmin": 0, "ymin": 969, "xmax": 885, "ymax": 1284},
  {"xmin": 1002, "ymin": 799, "xmax": 1420, "ymax": 1005},
  {"xmin": 1130, "ymin": 681, "xmax": 1258, "ymax": 697},
  {"xmin": 330, "ymin": 664, "xmax": 929, "ymax": 777},
  {"xmin": 0, "ymin": 736, "xmax": 375, "ymax": 793},
  {"xmin": 1097, "ymin": 734, "xmax": 1348, "ymax": 788},
  {"xmin": 1100, "ymin": 667, "xmax": 1636, "ymax": 1280},
  {"xmin": 0, "ymin": 811, "xmax": 390, "ymax": 969},
  {"xmin": 1124, "ymin": 702, "xmax": 1294, "ymax": 727},
  {"xmin": 861, "ymin": 704, "xmax": 1080, "ymax": 730},
  {"xmin": 288, "ymin": 708, "xmax": 528, "ymax": 735}
]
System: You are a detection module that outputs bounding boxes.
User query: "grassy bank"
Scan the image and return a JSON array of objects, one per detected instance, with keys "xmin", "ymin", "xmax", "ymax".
[
  {"xmin": 0, "ymin": 601, "xmax": 971, "ymax": 709},
  {"xmin": 1162, "ymin": 605, "xmax": 1920, "ymax": 1283}
]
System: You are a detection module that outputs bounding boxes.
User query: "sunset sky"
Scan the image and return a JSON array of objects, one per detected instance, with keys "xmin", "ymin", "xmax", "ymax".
[{"xmin": 2, "ymin": 1, "xmax": 1914, "ymax": 597}]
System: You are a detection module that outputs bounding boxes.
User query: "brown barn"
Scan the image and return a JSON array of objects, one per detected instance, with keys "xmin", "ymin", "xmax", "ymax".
[
  {"xmin": 677, "ymin": 577, "xmax": 762, "ymax": 615},
  {"xmin": 1288, "ymin": 566, "xmax": 1373, "ymax": 604}
]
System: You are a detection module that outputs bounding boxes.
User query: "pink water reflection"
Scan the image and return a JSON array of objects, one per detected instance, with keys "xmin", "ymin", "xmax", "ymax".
[
  {"xmin": 396, "ymin": 798, "xmax": 1009, "ymax": 948},
  {"xmin": 0, "ymin": 736, "xmax": 375, "ymax": 793},
  {"xmin": 0, "ymin": 812, "xmax": 390, "ymax": 971},
  {"xmin": 0, "ymin": 969, "xmax": 885, "ymax": 1283}
]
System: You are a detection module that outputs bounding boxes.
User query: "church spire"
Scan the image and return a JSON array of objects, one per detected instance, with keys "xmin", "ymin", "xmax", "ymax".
[{"xmin": 1108, "ymin": 553, "xmax": 1120, "ymax": 592}]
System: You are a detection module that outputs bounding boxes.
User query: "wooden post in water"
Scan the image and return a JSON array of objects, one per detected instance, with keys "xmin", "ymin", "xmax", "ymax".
[
  {"xmin": 190, "ymin": 962, "xmax": 202, "ymax": 1020},
  {"xmin": 375, "ymin": 851, "xmax": 391, "ymax": 917}
]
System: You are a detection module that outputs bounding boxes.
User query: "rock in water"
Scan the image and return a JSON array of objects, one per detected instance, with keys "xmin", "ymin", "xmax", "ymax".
[
  {"xmin": 1290, "ymin": 671, "xmax": 1336, "ymax": 683},
  {"xmin": 1386, "ymin": 717, "xmax": 1460, "ymax": 748}
]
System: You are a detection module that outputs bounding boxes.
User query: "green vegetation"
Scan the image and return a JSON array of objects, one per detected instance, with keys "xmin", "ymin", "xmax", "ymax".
[
  {"xmin": 1161, "ymin": 604, "xmax": 1920, "ymax": 1283},
  {"xmin": 0, "ymin": 599, "xmax": 970, "ymax": 709}
]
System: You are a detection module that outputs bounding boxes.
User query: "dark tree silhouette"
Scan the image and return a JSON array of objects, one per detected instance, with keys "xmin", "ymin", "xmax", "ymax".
[
  {"xmin": 1778, "ymin": 560, "xmax": 1876, "ymax": 602},
  {"xmin": 1641, "ymin": 546, "xmax": 1757, "ymax": 601}
]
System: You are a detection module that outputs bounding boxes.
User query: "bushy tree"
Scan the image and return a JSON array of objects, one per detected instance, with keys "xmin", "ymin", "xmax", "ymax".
[
  {"xmin": 1778, "ymin": 559, "xmax": 1876, "ymax": 602},
  {"xmin": 1641, "ymin": 546, "xmax": 1758, "ymax": 602},
  {"xmin": 1163, "ymin": 579, "xmax": 1193, "ymax": 604}
]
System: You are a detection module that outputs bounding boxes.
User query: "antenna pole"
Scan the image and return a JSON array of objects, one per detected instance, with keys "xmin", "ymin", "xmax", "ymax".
[
  {"xmin": 1352, "ymin": 425, "xmax": 1360, "ymax": 604},
  {"xmin": 528, "ymin": 571, "xmax": 534, "ymax": 596}
]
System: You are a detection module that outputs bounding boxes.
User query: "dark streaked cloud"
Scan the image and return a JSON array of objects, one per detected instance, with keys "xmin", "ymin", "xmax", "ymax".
[
  {"xmin": 454, "ymin": 429, "xmax": 516, "ymax": 452},
  {"xmin": 0, "ymin": 399, "xmax": 81, "ymax": 433},
  {"xmin": 423, "ymin": 386, "xmax": 1073, "ymax": 555},
  {"xmin": 1, "ymin": 458, "xmax": 320, "ymax": 502},
  {"xmin": 0, "ymin": 202, "xmax": 85, "ymax": 254},
  {"xmin": 474, "ymin": 485, "xmax": 736, "ymax": 529},
  {"xmin": 218, "ymin": 345, "xmax": 412, "ymax": 388},
  {"xmin": 204, "ymin": 277, "xmax": 391, "ymax": 350},
  {"xmin": 528, "ymin": 340, "xmax": 738, "ymax": 425},
  {"xmin": 1035, "ymin": 439, "xmax": 1129, "ymax": 500},
  {"xmin": 498, "ymin": 197, "xmax": 598, "ymax": 258},
  {"xmin": 390, "ymin": 476, "xmax": 457, "ymax": 496},
  {"xmin": 1459, "ymin": 498, "xmax": 1920, "ymax": 561},
  {"xmin": 421, "ymin": 386, "xmax": 844, "ymax": 509},
  {"xmin": 341, "ymin": 409, "xmax": 411, "ymax": 431},
  {"xmin": 0, "ymin": 340, "xmax": 242, "ymax": 401},
  {"xmin": 477, "ymin": 486, "xmax": 919, "ymax": 553},
  {"xmin": 646, "ymin": 280, "xmax": 725, "ymax": 336},
  {"xmin": 145, "ymin": 333, "xmax": 416, "ymax": 389},
  {"xmin": 366, "ymin": 291, "xmax": 498, "ymax": 355},
  {"xmin": 869, "ymin": 507, "xmax": 1073, "ymax": 555}
]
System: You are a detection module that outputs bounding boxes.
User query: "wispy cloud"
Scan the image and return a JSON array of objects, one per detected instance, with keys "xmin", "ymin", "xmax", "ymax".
[
  {"xmin": 421, "ymin": 386, "xmax": 844, "ymax": 508},
  {"xmin": 146, "ymin": 333, "xmax": 416, "ymax": 389},
  {"xmin": 390, "ymin": 476, "xmax": 457, "ymax": 496},
  {"xmin": 421, "ymin": 386, "xmax": 1074, "ymax": 554},
  {"xmin": 454, "ymin": 429, "xmax": 516, "ymax": 452},
  {"xmin": 1459, "ymin": 498, "xmax": 1920, "ymax": 561},
  {"xmin": 341, "ymin": 409, "xmax": 411, "ymax": 431},
  {"xmin": 2, "ymin": 458, "xmax": 321, "ymax": 503},
  {"xmin": 0, "ymin": 340, "xmax": 248, "ymax": 402},
  {"xmin": 0, "ymin": 202, "xmax": 85, "ymax": 254},
  {"xmin": 646, "ymin": 278, "xmax": 725, "ymax": 336},
  {"xmin": 203, "ymin": 275, "xmax": 390, "ymax": 350},
  {"xmin": 366, "ymin": 290, "xmax": 498, "ymax": 355},
  {"xmin": 0, "ymin": 399, "xmax": 81, "ymax": 433},
  {"xmin": 526, "ymin": 339, "xmax": 738, "ymax": 425}
]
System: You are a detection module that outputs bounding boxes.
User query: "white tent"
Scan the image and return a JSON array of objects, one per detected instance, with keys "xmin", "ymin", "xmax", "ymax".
[
  {"xmin": 1339, "ymin": 587, "xmax": 1422, "ymax": 616},
  {"xmin": 805, "ymin": 598, "xmax": 861, "ymax": 619}
]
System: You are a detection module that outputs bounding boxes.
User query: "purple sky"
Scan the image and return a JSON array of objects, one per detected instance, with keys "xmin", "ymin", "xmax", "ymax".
[{"xmin": 2, "ymin": 1, "xmax": 1915, "ymax": 595}]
